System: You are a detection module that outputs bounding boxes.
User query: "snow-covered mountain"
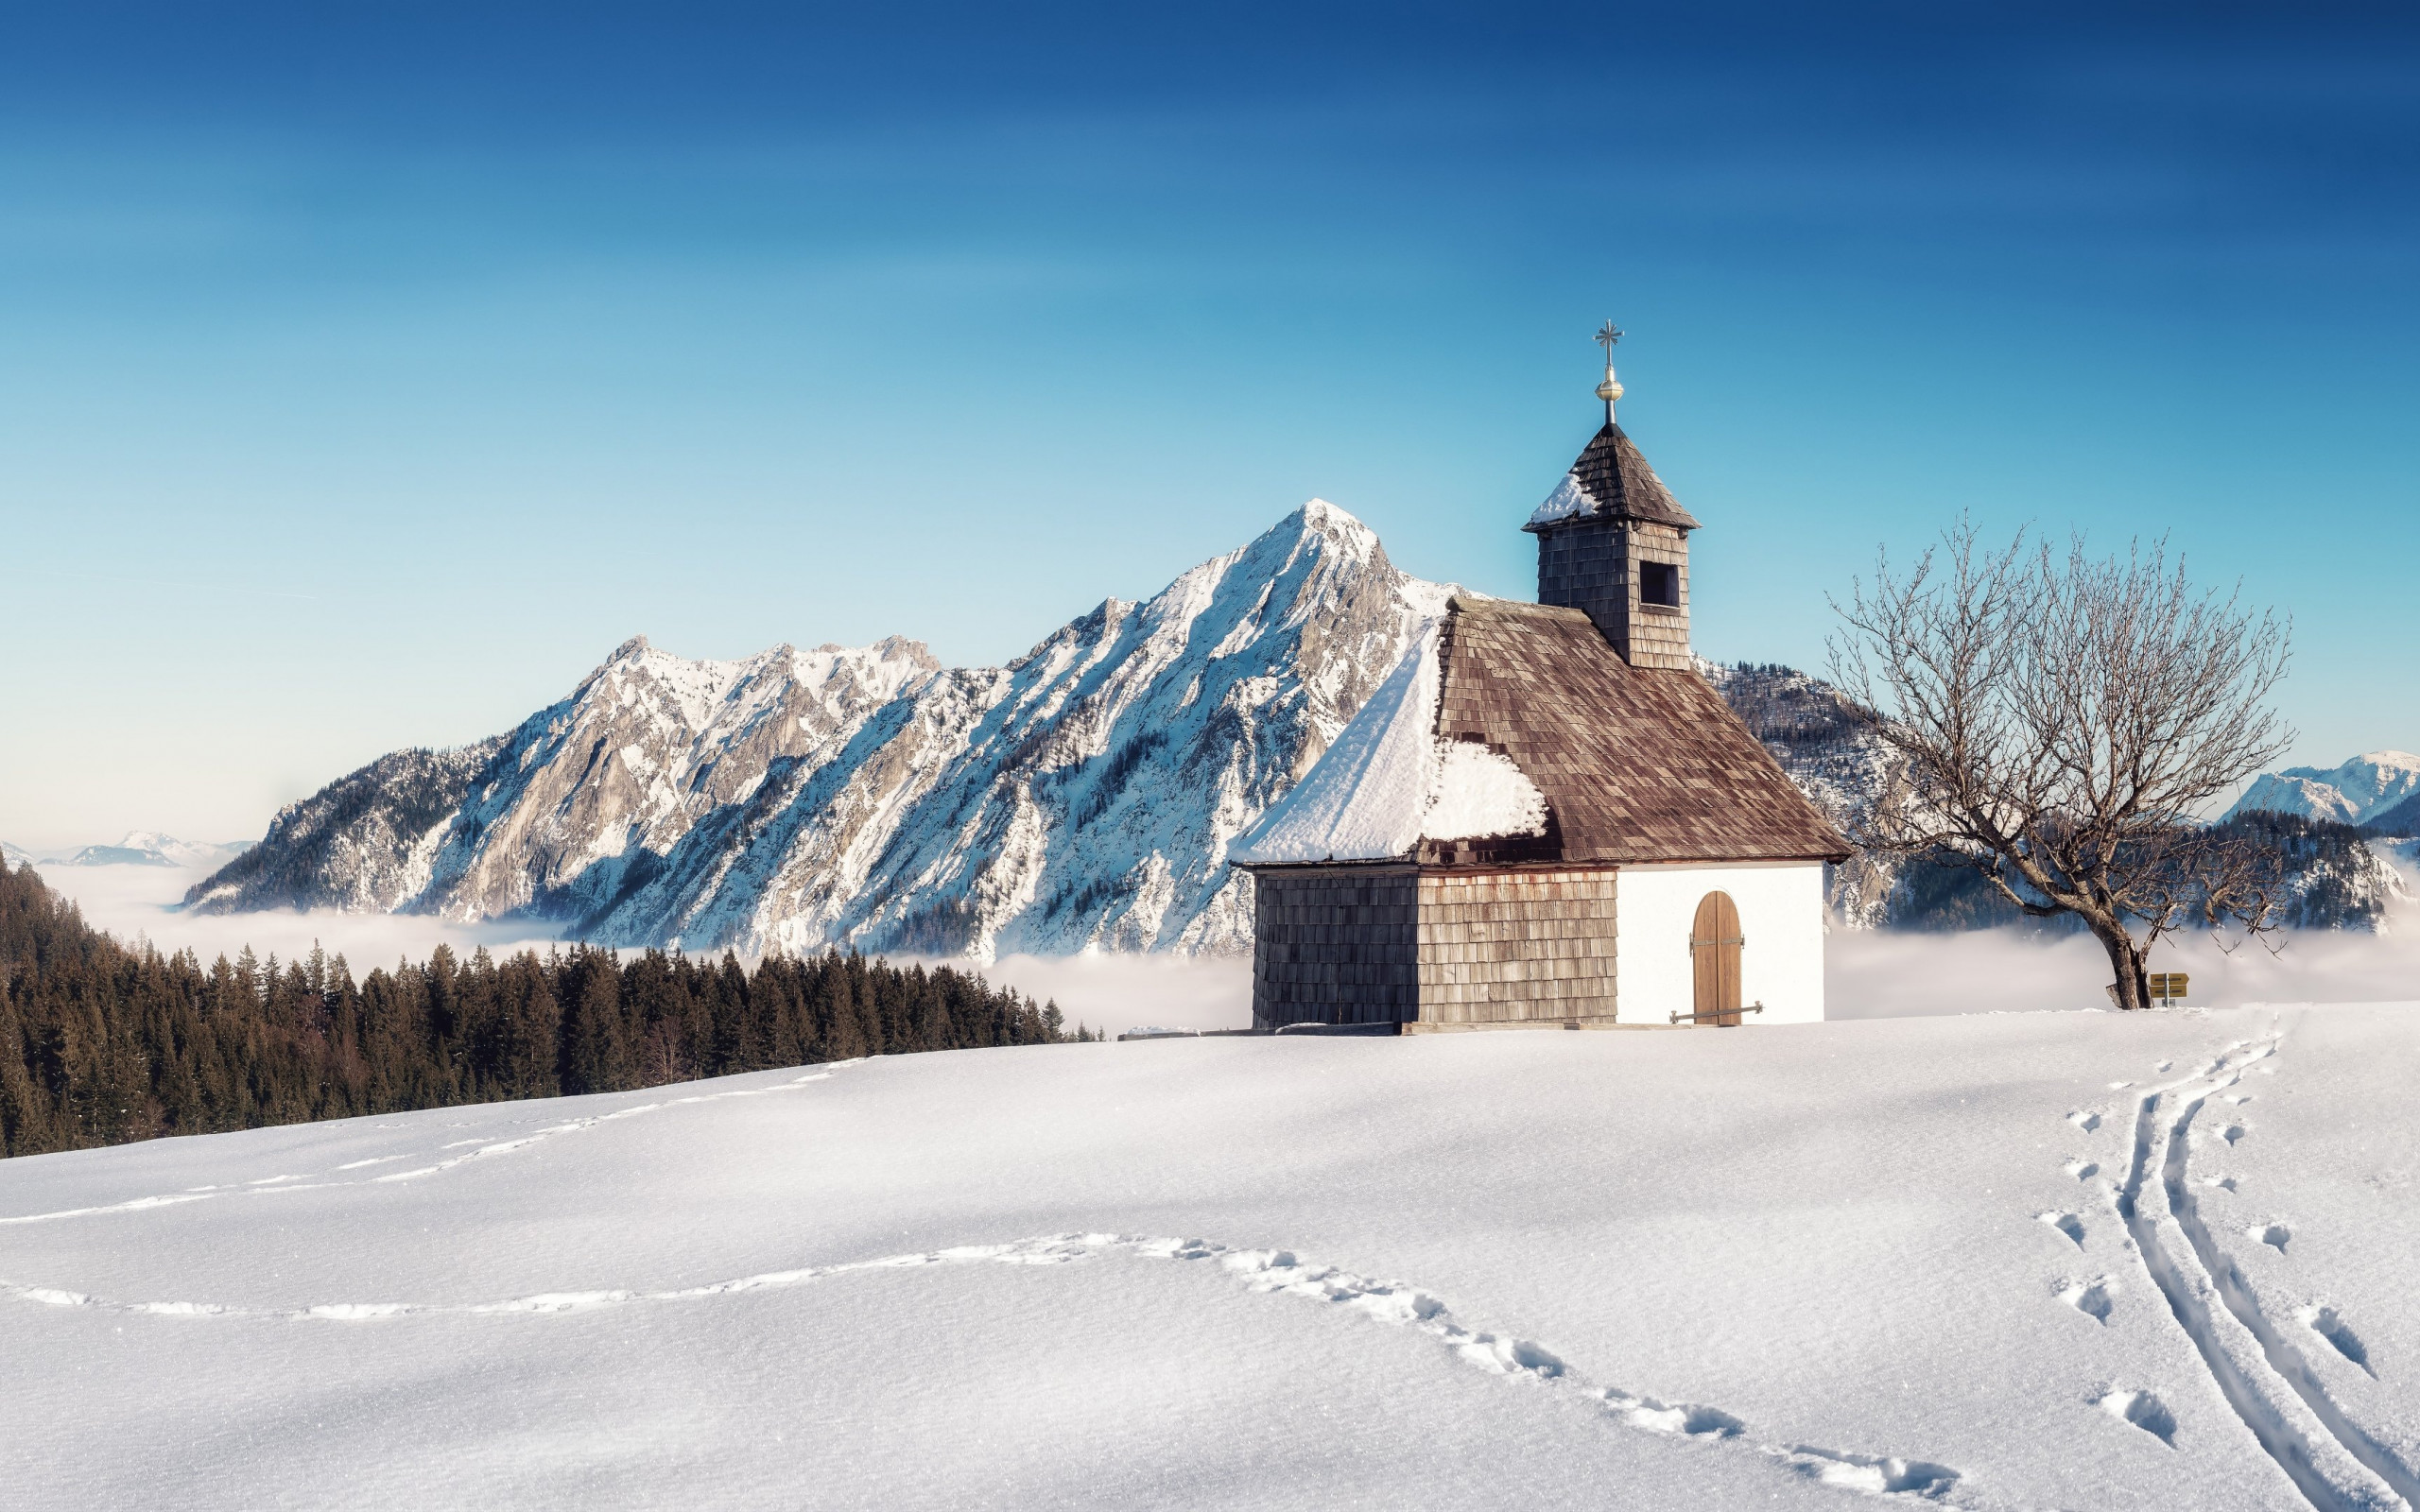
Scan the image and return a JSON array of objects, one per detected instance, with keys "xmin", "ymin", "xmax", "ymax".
[
  {"xmin": 189, "ymin": 637, "xmax": 941, "ymax": 922},
  {"xmin": 190, "ymin": 503, "xmax": 1449, "ymax": 960},
  {"xmin": 2227, "ymin": 751, "xmax": 2420, "ymax": 827},
  {"xmin": 1, "ymin": 839, "xmax": 31, "ymax": 868}
]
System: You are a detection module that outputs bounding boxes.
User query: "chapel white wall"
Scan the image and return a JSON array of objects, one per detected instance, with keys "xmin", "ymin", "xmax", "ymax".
[{"xmin": 1615, "ymin": 862, "xmax": 1826, "ymax": 1025}]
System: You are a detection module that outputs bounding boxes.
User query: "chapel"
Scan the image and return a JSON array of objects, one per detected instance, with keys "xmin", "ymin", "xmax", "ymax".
[{"xmin": 1229, "ymin": 330, "xmax": 1850, "ymax": 1031}]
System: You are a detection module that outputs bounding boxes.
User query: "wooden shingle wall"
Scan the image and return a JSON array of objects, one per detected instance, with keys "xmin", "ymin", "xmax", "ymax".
[
  {"xmin": 1624, "ymin": 522, "xmax": 1692, "ymax": 671},
  {"xmin": 1414, "ymin": 868, "xmax": 1619, "ymax": 1023},
  {"xmin": 1250, "ymin": 868, "xmax": 1420, "ymax": 1028},
  {"xmin": 1535, "ymin": 516, "xmax": 1694, "ymax": 671},
  {"xmin": 1535, "ymin": 516, "xmax": 1631, "ymax": 651}
]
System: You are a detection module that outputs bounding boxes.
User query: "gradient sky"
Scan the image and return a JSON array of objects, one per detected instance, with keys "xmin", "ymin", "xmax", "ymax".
[{"xmin": 5, "ymin": 2, "xmax": 2416, "ymax": 850}]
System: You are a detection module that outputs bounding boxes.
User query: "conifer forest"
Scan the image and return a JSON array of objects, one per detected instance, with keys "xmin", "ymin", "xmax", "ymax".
[{"xmin": 0, "ymin": 862, "xmax": 1094, "ymax": 1160}]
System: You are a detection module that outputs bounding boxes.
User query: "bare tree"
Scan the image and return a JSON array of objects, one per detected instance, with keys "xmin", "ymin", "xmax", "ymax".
[{"xmin": 1829, "ymin": 520, "xmax": 2294, "ymax": 1008}]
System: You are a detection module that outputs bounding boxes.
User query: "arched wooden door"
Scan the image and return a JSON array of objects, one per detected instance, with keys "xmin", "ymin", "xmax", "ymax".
[{"xmin": 1689, "ymin": 891, "xmax": 1743, "ymax": 1027}]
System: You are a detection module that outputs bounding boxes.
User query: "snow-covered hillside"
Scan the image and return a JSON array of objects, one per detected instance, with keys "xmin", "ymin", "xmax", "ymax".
[
  {"xmin": 4, "ymin": 1005, "xmax": 2415, "ymax": 1509},
  {"xmin": 190, "ymin": 503, "xmax": 1446, "ymax": 961},
  {"xmin": 2229, "ymin": 752, "xmax": 2420, "ymax": 827}
]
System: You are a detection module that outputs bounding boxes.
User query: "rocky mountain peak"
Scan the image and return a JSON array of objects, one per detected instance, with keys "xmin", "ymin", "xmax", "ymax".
[{"xmin": 187, "ymin": 506, "xmax": 1446, "ymax": 960}]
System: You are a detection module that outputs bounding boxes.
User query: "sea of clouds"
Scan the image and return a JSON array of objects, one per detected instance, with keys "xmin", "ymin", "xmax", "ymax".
[{"xmin": 30, "ymin": 859, "xmax": 2418, "ymax": 1038}]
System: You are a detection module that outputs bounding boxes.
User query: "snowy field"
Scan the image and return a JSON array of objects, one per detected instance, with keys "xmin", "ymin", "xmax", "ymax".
[{"xmin": 5, "ymin": 1001, "xmax": 2417, "ymax": 1508}]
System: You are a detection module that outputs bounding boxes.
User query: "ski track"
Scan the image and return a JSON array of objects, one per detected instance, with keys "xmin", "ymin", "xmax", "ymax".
[
  {"xmin": 2, "ymin": 1232, "xmax": 1976, "ymax": 1506},
  {"xmin": 2105, "ymin": 1026, "xmax": 2419, "ymax": 1511},
  {"xmin": 0, "ymin": 1068, "xmax": 848, "ymax": 1228}
]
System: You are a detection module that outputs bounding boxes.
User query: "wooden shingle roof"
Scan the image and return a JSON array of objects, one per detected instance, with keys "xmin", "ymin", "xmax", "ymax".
[
  {"xmin": 1526, "ymin": 422, "xmax": 1701, "ymax": 533},
  {"xmin": 1425, "ymin": 597, "xmax": 1849, "ymax": 866}
]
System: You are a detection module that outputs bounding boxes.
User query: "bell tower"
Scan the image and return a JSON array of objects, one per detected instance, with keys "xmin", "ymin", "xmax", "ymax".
[{"xmin": 1523, "ymin": 322, "xmax": 1699, "ymax": 670}]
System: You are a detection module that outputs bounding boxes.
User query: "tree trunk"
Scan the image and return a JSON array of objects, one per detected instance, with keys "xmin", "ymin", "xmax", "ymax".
[{"xmin": 2090, "ymin": 920, "xmax": 2150, "ymax": 1010}]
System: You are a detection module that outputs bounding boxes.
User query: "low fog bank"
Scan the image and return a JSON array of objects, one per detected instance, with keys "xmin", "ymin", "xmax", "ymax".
[
  {"xmin": 33, "ymin": 862, "xmax": 1260, "ymax": 1036},
  {"xmin": 998, "ymin": 929, "xmax": 2420, "ymax": 1035},
  {"xmin": 1825, "ymin": 926, "xmax": 2420, "ymax": 1019},
  {"xmin": 30, "ymin": 862, "xmax": 2412, "ymax": 1036},
  {"xmin": 972, "ymin": 953, "xmax": 1255, "ymax": 1036},
  {"xmin": 35, "ymin": 862, "xmax": 564, "ymax": 971},
  {"xmin": 1835, "ymin": 837, "xmax": 2419, "ymax": 1018},
  {"xmin": 982, "ymin": 923, "xmax": 2420, "ymax": 1044},
  {"xmin": 981, "ymin": 926, "xmax": 2420, "ymax": 1035}
]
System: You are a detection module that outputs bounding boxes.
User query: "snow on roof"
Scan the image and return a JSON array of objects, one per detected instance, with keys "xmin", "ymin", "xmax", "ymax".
[
  {"xmin": 1229, "ymin": 630, "xmax": 1439, "ymax": 864},
  {"xmin": 1425, "ymin": 740, "xmax": 1548, "ymax": 844},
  {"xmin": 1527, "ymin": 470, "xmax": 1593, "ymax": 529},
  {"xmin": 1228, "ymin": 627, "xmax": 1548, "ymax": 866}
]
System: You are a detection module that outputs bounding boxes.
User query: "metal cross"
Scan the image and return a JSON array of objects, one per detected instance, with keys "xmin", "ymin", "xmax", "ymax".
[{"xmin": 1596, "ymin": 320, "xmax": 1623, "ymax": 358}]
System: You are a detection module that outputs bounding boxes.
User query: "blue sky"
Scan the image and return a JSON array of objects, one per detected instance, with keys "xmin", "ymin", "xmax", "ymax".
[{"xmin": 4, "ymin": 2, "xmax": 2416, "ymax": 848}]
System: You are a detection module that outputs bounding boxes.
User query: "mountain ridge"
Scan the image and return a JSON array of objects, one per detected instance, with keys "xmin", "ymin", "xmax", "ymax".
[
  {"xmin": 190, "ymin": 502, "xmax": 1448, "ymax": 961},
  {"xmin": 2227, "ymin": 750, "xmax": 2420, "ymax": 828}
]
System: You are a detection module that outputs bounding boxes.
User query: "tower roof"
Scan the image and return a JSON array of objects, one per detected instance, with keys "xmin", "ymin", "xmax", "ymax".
[{"xmin": 1526, "ymin": 421, "xmax": 1701, "ymax": 533}]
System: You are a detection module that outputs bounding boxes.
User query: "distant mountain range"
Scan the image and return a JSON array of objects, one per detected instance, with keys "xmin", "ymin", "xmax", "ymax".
[
  {"xmin": 0, "ymin": 833, "xmax": 251, "ymax": 870},
  {"xmin": 172, "ymin": 507, "xmax": 2411, "ymax": 953},
  {"xmin": 2226, "ymin": 751, "xmax": 2420, "ymax": 833}
]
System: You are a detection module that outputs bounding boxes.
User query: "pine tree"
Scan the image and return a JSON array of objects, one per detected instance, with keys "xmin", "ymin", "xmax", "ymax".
[
  {"xmin": 563, "ymin": 948, "xmax": 635, "ymax": 1094},
  {"xmin": 0, "ymin": 865, "xmax": 1094, "ymax": 1158}
]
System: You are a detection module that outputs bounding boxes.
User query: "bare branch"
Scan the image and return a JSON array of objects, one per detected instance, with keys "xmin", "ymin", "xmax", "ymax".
[{"xmin": 1829, "ymin": 519, "xmax": 2296, "ymax": 1007}]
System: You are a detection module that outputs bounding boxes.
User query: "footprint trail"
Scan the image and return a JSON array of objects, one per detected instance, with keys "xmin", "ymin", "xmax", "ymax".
[{"xmin": 3, "ymin": 1232, "xmax": 1979, "ymax": 1505}]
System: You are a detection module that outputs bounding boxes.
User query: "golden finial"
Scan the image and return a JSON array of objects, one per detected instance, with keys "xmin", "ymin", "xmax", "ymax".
[{"xmin": 1594, "ymin": 319, "xmax": 1624, "ymax": 422}]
